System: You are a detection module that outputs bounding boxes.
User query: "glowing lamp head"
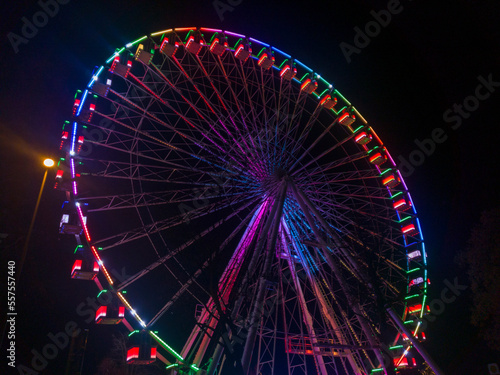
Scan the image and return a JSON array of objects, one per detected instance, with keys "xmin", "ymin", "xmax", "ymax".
[{"xmin": 43, "ymin": 158, "xmax": 55, "ymax": 167}]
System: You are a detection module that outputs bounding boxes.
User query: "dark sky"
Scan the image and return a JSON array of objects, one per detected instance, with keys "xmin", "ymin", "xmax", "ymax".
[{"xmin": 1, "ymin": 0, "xmax": 499, "ymax": 374}]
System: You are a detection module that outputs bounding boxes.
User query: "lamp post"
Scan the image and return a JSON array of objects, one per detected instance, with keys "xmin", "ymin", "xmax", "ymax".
[{"xmin": 17, "ymin": 158, "xmax": 55, "ymax": 284}]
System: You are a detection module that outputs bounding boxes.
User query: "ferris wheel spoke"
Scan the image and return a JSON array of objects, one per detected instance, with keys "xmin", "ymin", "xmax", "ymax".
[
  {"xmin": 162, "ymin": 52, "xmax": 266, "ymax": 178},
  {"xmin": 80, "ymin": 187, "xmax": 250, "ymax": 212},
  {"xmin": 92, "ymin": 192, "xmax": 258, "ymax": 250},
  {"xmin": 302, "ymin": 150, "xmax": 372, "ymax": 179},
  {"xmin": 115, "ymin": 195, "xmax": 260, "ymax": 293}
]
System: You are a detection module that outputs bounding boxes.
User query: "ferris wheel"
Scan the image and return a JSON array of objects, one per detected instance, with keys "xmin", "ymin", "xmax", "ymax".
[{"xmin": 56, "ymin": 27, "xmax": 442, "ymax": 375}]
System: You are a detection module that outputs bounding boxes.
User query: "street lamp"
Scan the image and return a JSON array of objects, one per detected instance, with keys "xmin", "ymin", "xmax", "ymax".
[{"xmin": 18, "ymin": 158, "xmax": 55, "ymax": 284}]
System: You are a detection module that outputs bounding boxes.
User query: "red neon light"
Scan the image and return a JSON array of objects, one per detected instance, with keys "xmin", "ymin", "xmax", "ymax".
[
  {"xmin": 402, "ymin": 224, "xmax": 416, "ymax": 234},
  {"xmin": 320, "ymin": 94, "xmax": 330, "ymax": 105},
  {"xmin": 89, "ymin": 103, "xmax": 96, "ymax": 111},
  {"xmin": 369, "ymin": 153, "xmax": 383, "ymax": 163},
  {"xmin": 61, "ymin": 131, "xmax": 69, "ymax": 139},
  {"xmin": 56, "ymin": 170, "xmax": 64, "ymax": 179},
  {"xmin": 355, "ymin": 132, "xmax": 370, "ymax": 143},
  {"xmin": 393, "ymin": 199, "xmax": 407, "ymax": 210},
  {"xmin": 301, "ymin": 79, "xmax": 311, "ymax": 91},
  {"xmin": 73, "ymin": 99, "xmax": 80, "ymax": 107},
  {"xmin": 338, "ymin": 113, "xmax": 349, "ymax": 123},
  {"xmin": 71, "ymin": 259, "xmax": 82, "ymax": 275},
  {"xmin": 77, "ymin": 135, "xmax": 84, "ymax": 143},
  {"xmin": 394, "ymin": 357, "xmax": 408, "ymax": 367},
  {"xmin": 382, "ymin": 175, "xmax": 396, "ymax": 185},
  {"xmin": 127, "ymin": 347, "xmax": 139, "ymax": 362},
  {"xmin": 258, "ymin": 53, "xmax": 267, "ymax": 65},
  {"xmin": 93, "ymin": 261, "xmax": 99, "ymax": 272},
  {"xmin": 280, "ymin": 65, "xmax": 290, "ymax": 77},
  {"xmin": 96, "ymin": 306, "xmax": 107, "ymax": 321},
  {"xmin": 407, "ymin": 304, "xmax": 422, "ymax": 314},
  {"xmin": 150, "ymin": 347, "xmax": 157, "ymax": 359},
  {"xmin": 119, "ymin": 306, "xmax": 126, "ymax": 317}
]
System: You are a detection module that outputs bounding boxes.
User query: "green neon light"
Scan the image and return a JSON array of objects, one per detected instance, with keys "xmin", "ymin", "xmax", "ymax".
[
  {"xmin": 128, "ymin": 330, "xmax": 139, "ymax": 337},
  {"xmin": 300, "ymin": 73, "xmax": 310, "ymax": 82},
  {"xmin": 389, "ymin": 344, "xmax": 404, "ymax": 350},
  {"xmin": 318, "ymin": 88, "xmax": 329, "ymax": 97},
  {"xmin": 97, "ymin": 247, "xmax": 103, "ymax": 251},
  {"xmin": 404, "ymin": 319, "xmax": 414, "ymax": 324},
  {"xmin": 367, "ymin": 146, "xmax": 380, "ymax": 154},
  {"xmin": 233, "ymin": 37, "xmax": 243, "ymax": 48},
  {"xmin": 278, "ymin": 58, "xmax": 289, "ymax": 69},
  {"xmin": 380, "ymin": 168, "xmax": 392, "ymax": 176},
  {"xmin": 371, "ymin": 369, "xmax": 384, "ymax": 373},
  {"xmin": 106, "ymin": 47, "xmax": 125, "ymax": 64},
  {"xmin": 186, "ymin": 30, "xmax": 195, "ymax": 41},
  {"xmin": 126, "ymin": 35, "xmax": 147, "ymax": 48},
  {"xmin": 74, "ymin": 244, "xmax": 83, "ymax": 254},
  {"xmin": 407, "ymin": 267, "xmax": 421, "ymax": 274},
  {"xmin": 405, "ymin": 293, "xmax": 420, "ymax": 300},
  {"xmin": 150, "ymin": 331, "xmax": 184, "ymax": 362},
  {"xmin": 122, "ymin": 290, "xmax": 127, "ymax": 294},
  {"xmin": 97, "ymin": 290, "xmax": 108, "ymax": 299},
  {"xmin": 191, "ymin": 364, "xmax": 200, "ymax": 371},
  {"xmin": 166, "ymin": 364, "xmax": 179, "ymax": 370},
  {"xmin": 396, "ymin": 216, "xmax": 412, "ymax": 223},
  {"xmin": 420, "ymin": 295, "xmax": 427, "ymax": 318},
  {"xmin": 352, "ymin": 125, "xmax": 364, "ymax": 133},
  {"xmin": 390, "ymin": 191, "xmax": 403, "ymax": 199},
  {"xmin": 257, "ymin": 47, "xmax": 266, "ymax": 56}
]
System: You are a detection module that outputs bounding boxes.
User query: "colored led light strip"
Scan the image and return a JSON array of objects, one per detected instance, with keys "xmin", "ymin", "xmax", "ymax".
[{"xmin": 126, "ymin": 35, "xmax": 147, "ymax": 48}]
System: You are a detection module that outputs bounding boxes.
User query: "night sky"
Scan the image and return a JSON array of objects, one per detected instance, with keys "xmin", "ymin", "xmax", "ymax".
[{"xmin": 1, "ymin": 0, "xmax": 499, "ymax": 374}]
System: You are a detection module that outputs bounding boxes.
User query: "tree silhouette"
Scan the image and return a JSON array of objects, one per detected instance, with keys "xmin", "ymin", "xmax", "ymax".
[{"xmin": 459, "ymin": 207, "xmax": 500, "ymax": 352}]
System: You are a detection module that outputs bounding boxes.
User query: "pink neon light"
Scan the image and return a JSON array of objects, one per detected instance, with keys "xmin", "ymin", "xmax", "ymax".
[
  {"xmin": 407, "ymin": 250, "xmax": 421, "ymax": 259},
  {"xmin": 224, "ymin": 30, "xmax": 245, "ymax": 38}
]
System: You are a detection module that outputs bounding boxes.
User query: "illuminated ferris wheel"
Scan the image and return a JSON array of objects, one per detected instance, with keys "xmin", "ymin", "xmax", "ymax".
[{"xmin": 56, "ymin": 27, "xmax": 441, "ymax": 375}]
